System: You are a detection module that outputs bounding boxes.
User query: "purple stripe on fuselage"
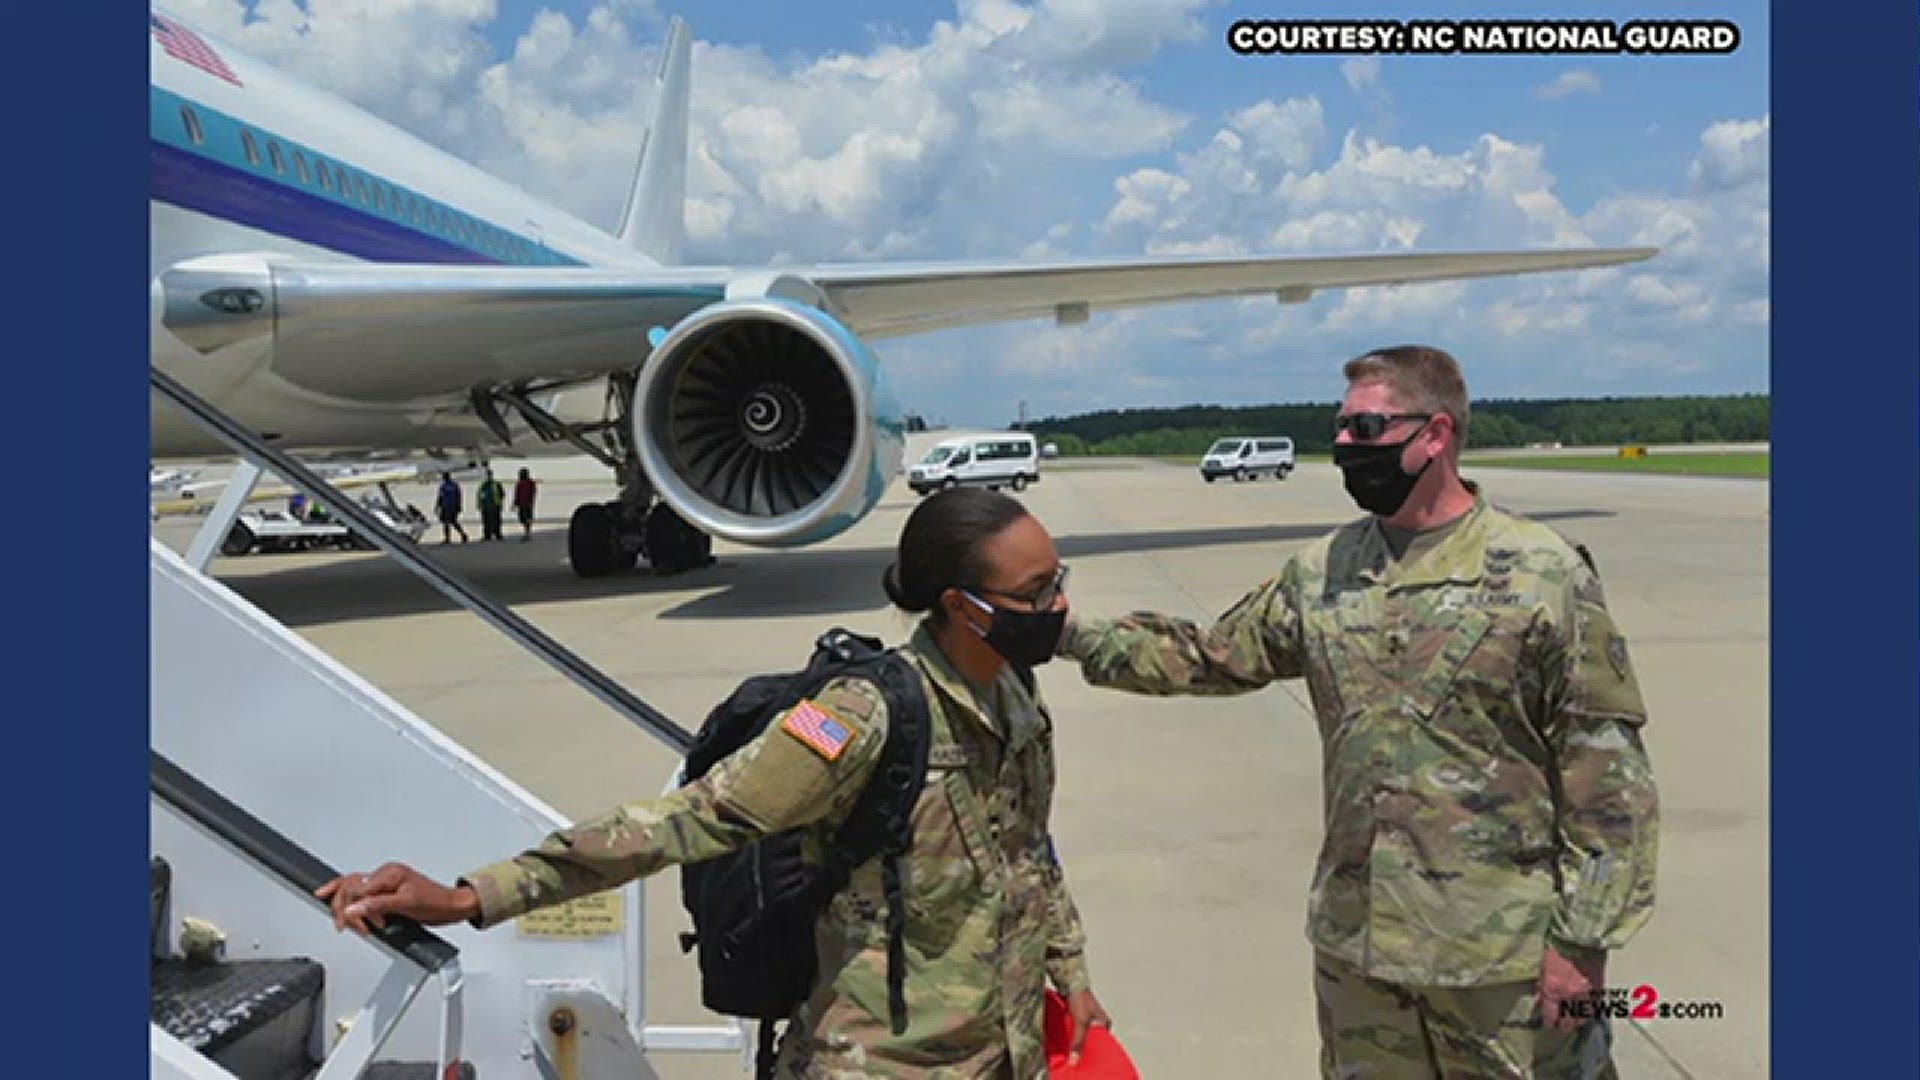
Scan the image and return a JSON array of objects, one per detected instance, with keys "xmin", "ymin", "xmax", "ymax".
[{"xmin": 151, "ymin": 140, "xmax": 502, "ymax": 265}]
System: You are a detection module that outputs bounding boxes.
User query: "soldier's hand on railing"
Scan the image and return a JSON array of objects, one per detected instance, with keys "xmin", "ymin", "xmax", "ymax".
[{"xmin": 316, "ymin": 862, "xmax": 481, "ymax": 934}]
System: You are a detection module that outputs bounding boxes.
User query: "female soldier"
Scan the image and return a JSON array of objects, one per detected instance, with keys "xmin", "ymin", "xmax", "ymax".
[{"xmin": 317, "ymin": 488, "xmax": 1112, "ymax": 1077}]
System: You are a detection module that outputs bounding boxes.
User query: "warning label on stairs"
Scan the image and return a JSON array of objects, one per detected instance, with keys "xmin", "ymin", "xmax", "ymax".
[{"xmin": 517, "ymin": 893, "xmax": 625, "ymax": 938}]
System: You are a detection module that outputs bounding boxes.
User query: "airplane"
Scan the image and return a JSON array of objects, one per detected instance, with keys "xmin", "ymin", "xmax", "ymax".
[{"xmin": 149, "ymin": 6, "xmax": 1656, "ymax": 577}]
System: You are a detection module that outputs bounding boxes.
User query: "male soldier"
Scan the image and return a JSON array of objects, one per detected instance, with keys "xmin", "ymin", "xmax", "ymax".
[{"xmin": 1060, "ymin": 345, "xmax": 1657, "ymax": 1078}]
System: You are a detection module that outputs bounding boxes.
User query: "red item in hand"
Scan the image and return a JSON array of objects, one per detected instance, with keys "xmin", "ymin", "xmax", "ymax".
[{"xmin": 1043, "ymin": 990, "xmax": 1140, "ymax": 1078}]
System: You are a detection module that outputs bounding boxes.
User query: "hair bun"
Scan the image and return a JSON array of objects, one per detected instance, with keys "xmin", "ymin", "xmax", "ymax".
[{"xmin": 882, "ymin": 563, "xmax": 911, "ymax": 608}]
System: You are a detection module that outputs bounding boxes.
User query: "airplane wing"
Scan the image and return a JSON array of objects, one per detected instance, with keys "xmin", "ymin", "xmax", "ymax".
[
  {"xmin": 803, "ymin": 247, "xmax": 1657, "ymax": 339},
  {"xmin": 158, "ymin": 247, "xmax": 1653, "ymax": 401}
]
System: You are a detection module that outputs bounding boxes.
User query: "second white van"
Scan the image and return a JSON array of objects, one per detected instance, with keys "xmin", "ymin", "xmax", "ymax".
[
  {"xmin": 908, "ymin": 433, "xmax": 1041, "ymax": 495},
  {"xmin": 1200, "ymin": 436, "xmax": 1295, "ymax": 482}
]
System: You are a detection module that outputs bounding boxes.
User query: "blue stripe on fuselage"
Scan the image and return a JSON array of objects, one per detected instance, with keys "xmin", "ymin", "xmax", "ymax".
[
  {"xmin": 150, "ymin": 85, "xmax": 584, "ymax": 267},
  {"xmin": 151, "ymin": 141, "xmax": 497, "ymax": 265}
]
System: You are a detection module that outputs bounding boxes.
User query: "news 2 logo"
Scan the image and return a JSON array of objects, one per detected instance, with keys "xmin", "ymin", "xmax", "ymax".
[{"xmin": 1558, "ymin": 985, "xmax": 1725, "ymax": 1022}]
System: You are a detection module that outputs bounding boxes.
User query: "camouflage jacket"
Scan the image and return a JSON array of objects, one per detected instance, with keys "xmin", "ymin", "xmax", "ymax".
[
  {"xmin": 462, "ymin": 621, "xmax": 1091, "ymax": 1078},
  {"xmin": 1063, "ymin": 491, "xmax": 1658, "ymax": 987}
]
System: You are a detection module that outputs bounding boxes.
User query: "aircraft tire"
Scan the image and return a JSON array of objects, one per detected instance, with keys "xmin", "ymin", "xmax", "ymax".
[
  {"xmin": 644, "ymin": 503, "xmax": 713, "ymax": 575},
  {"xmin": 221, "ymin": 523, "xmax": 255, "ymax": 557},
  {"xmin": 568, "ymin": 503, "xmax": 621, "ymax": 578}
]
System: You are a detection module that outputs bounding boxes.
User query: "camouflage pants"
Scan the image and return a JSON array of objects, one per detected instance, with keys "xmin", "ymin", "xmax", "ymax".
[{"xmin": 1313, "ymin": 952, "xmax": 1616, "ymax": 1080}]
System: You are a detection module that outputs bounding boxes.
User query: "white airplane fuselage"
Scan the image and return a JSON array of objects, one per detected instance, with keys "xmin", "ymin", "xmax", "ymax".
[{"xmin": 149, "ymin": 17, "xmax": 677, "ymax": 458}]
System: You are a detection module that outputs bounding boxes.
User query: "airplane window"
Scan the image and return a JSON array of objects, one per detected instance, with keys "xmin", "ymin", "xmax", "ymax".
[
  {"xmin": 268, "ymin": 141, "xmax": 286, "ymax": 174},
  {"xmin": 179, "ymin": 106, "xmax": 204, "ymax": 145},
  {"xmin": 240, "ymin": 130, "xmax": 261, "ymax": 166},
  {"xmin": 354, "ymin": 174, "xmax": 370, "ymax": 204},
  {"xmin": 293, "ymin": 151, "xmax": 310, "ymax": 184},
  {"xmin": 374, "ymin": 184, "xmax": 389, "ymax": 212},
  {"xmin": 316, "ymin": 160, "xmax": 333, "ymax": 191}
]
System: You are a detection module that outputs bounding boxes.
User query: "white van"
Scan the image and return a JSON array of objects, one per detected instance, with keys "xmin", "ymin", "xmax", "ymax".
[
  {"xmin": 1200, "ymin": 436, "xmax": 1295, "ymax": 482},
  {"xmin": 908, "ymin": 433, "xmax": 1040, "ymax": 495}
]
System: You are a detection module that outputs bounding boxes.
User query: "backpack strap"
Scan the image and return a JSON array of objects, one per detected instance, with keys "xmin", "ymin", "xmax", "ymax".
[
  {"xmin": 755, "ymin": 1020, "xmax": 780, "ymax": 1080},
  {"xmin": 880, "ymin": 853, "xmax": 909, "ymax": 1034},
  {"xmin": 800, "ymin": 646, "xmax": 932, "ymax": 1035}
]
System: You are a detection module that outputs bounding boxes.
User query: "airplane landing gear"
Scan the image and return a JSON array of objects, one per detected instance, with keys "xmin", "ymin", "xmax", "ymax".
[
  {"xmin": 643, "ymin": 503, "xmax": 713, "ymax": 576},
  {"xmin": 567, "ymin": 501, "xmax": 713, "ymax": 578},
  {"xmin": 567, "ymin": 503, "xmax": 637, "ymax": 578},
  {"xmin": 491, "ymin": 374, "xmax": 717, "ymax": 579}
]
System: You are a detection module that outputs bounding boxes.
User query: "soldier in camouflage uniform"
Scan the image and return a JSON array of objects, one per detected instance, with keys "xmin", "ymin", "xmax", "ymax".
[
  {"xmin": 1061, "ymin": 346, "xmax": 1657, "ymax": 1079},
  {"xmin": 319, "ymin": 489, "xmax": 1112, "ymax": 1078}
]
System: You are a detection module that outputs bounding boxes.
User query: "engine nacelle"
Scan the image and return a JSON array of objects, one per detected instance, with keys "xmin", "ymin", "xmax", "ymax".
[{"xmin": 633, "ymin": 298, "xmax": 905, "ymax": 548}]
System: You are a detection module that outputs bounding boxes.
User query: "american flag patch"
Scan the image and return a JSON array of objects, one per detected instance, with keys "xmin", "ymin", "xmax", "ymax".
[
  {"xmin": 781, "ymin": 699, "xmax": 854, "ymax": 762},
  {"xmin": 151, "ymin": 13, "xmax": 243, "ymax": 87}
]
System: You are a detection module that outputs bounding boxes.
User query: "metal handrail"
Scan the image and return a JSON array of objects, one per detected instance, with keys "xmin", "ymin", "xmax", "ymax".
[
  {"xmin": 150, "ymin": 750, "xmax": 458, "ymax": 973},
  {"xmin": 149, "ymin": 366, "xmax": 696, "ymax": 755}
]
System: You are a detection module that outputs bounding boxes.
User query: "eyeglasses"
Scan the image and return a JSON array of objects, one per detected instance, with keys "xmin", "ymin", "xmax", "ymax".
[
  {"xmin": 967, "ymin": 565, "xmax": 1070, "ymax": 612},
  {"xmin": 1335, "ymin": 412, "xmax": 1432, "ymax": 441}
]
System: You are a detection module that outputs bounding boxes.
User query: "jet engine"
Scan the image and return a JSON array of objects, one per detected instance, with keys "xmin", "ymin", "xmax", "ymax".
[{"xmin": 632, "ymin": 298, "xmax": 905, "ymax": 548}]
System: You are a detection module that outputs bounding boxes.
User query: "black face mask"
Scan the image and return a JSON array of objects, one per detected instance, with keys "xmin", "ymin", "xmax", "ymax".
[
  {"xmin": 961, "ymin": 593, "xmax": 1066, "ymax": 668},
  {"xmin": 1332, "ymin": 423, "xmax": 1433, "ymax": 516}
]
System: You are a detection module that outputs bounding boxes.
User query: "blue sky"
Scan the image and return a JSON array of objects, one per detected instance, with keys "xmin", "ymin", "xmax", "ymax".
[{"xmin": 178, "ymin": 0, "xmax": 1769, "ymax": 427}]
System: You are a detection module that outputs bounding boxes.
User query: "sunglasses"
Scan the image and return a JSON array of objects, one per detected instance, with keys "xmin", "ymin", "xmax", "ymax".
[
  {"xmin": 1335, "ymin": 412, "xmax": 1433, "ymax": 441},
  {"xmin": 967, "ymin": 565, "xmax": 1070, "ymax": 613}
]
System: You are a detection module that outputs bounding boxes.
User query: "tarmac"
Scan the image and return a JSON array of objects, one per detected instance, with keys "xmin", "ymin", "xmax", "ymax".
[{"xmin": 152, "ymin": 446, "xmax": 1768, "ymax": 1078}]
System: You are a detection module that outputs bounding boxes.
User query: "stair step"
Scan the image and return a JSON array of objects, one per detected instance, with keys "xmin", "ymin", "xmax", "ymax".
[
  {"xmin": 153, "ymin": 957, "xmax": 324, "ymax": 1079},
  {"xmin": 362, "ymin": 1064, "xmax": 477, "ymax": 1079}
]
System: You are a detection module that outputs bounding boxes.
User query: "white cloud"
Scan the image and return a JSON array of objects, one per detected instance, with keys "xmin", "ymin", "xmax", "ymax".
[
  {"xmin": 1229, "ymin": 98, "xmax": 1326, "ymax": 175},
  {"xmin": 1341, "ymin": 57, "xmax": 1381, "ymax": 93},
  {"xmin": 1536, "ymin": 70, "xmax": 1602, "ymax": 100},
  {"xmin": 1688, "ymin": 115, "xmax": 1770, "ymax": 191}
]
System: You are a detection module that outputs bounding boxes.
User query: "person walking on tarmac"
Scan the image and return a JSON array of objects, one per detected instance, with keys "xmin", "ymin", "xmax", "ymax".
[
  {"xmin": 477, "ymin": 468, "xmax": 506, "ymax": 541},
  {"xmin": 434, "ymin": 472, "xmax": 468, "ymax": 544},
  {"xmin": 512, "ymin": 466, "xmax": 537, "ymax": 541},
  {"xmin": 1060, "ymin": 345, "xmax": 1658, "ymax": 1079},
  {"xmin": 318, "ymin": 489, "xmax": 1116, "ymax": 1077}
]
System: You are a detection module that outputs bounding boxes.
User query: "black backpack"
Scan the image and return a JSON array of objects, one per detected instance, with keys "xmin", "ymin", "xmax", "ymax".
[{"xmin": 678, "ymin": 628, "xmax": 932, "ymax": 1077}]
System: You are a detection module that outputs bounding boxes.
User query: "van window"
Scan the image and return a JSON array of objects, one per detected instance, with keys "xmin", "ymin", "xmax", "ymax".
[
  {"xmin": 921, "ymin": 447, "xmax": 954, "ymax": 465},
  {"xmin": 952, "ymin": 448, "xmax": 972, "ymax": 466},
  {"xmin": 1206, "ymin": 439, "xmax": 1243, "ymax": 456}
]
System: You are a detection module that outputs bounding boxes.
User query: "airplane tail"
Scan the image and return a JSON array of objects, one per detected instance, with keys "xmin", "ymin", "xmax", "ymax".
[{"xmin": 615, "ymin": 16, "xmax": 690, "ymax": 265}]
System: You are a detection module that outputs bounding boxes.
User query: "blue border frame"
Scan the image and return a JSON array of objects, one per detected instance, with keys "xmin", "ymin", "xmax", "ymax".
[
  {"xmin": 1771, "ymin": 3, "xmax": 1917, "ymax": 1075},
  {"xmin": 5, "ymin": 3, "xmax": 148, "ymax": 1074},
  {"xmin": 10, "ymin": 2, "xmax": 1913, "ymax": 1074}
]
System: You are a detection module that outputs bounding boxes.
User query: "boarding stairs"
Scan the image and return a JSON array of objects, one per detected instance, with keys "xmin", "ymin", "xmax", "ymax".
[{"xmin": 150, "ymin": 368, "xmax": 749, "ymax": 1079}]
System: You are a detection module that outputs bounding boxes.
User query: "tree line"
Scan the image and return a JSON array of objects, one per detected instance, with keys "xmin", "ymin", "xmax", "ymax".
[{"xmin": 1021, "ymin": 394, "xmax": 1770, "ymax": 458}]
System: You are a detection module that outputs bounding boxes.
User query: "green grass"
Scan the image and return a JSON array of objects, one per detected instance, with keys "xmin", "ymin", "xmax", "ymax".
[
  {"xmin": 1461, "ymin": 451, "xmax": 1769, "ymax": 478},
  {"xmin": 1130, "ymin": 450, "xmax": 1768, "ymax": 478}
]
